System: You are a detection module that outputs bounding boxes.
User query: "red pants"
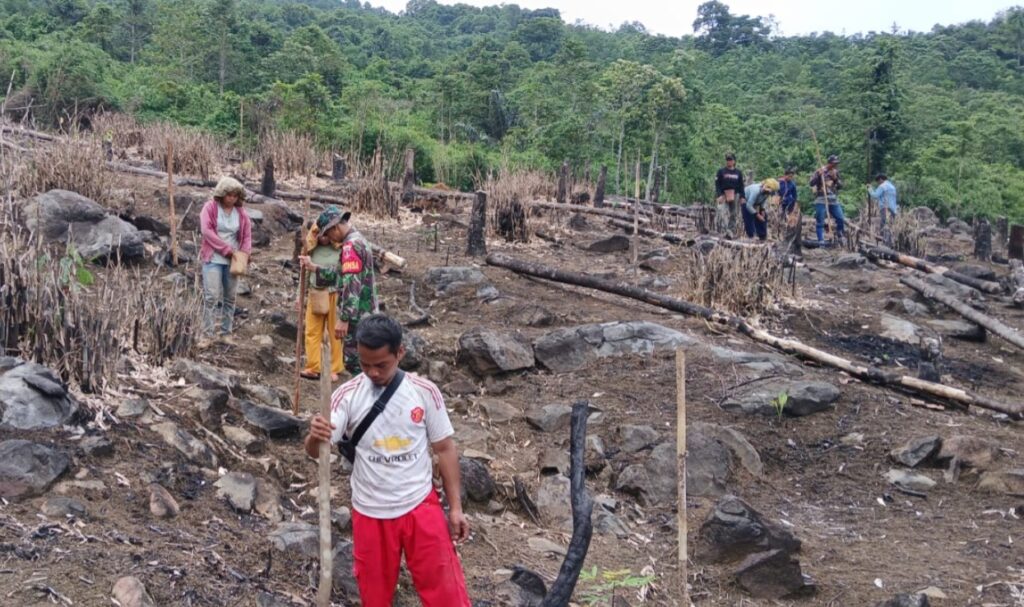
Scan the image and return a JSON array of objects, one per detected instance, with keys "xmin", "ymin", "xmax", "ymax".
[{"xmin": 351, "ymin": 491, "xmax": 471, "ymax": 607}]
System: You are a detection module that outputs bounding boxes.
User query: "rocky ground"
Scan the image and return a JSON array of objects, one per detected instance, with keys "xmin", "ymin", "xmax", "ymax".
[{"xmin": 2, "ymin": 169, "xmax": 1024, "ymax": 607}]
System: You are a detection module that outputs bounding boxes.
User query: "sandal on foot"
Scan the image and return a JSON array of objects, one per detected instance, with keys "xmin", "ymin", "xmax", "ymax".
[{"xmin": 300, "ymin": 370, "xmax": 320, "ymax": 380}]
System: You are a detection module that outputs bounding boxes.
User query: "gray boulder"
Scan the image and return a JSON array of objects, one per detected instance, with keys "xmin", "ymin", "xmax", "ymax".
[
  {"xmin": 458, "ymin": 327, "xmax": 535, "ymax": 376},
  {"xmin": 617, "ymin": 425, "xmax": 659, "ymax": 453},
  {"xmin": 0, "ymin": 357, "xmax": 78, "ymax": 430},
  {"xmin": 890, "ymin": 436, "xmax": 942, "ymax": 468},
  {"xmin": 908, "ymin": 206, "xmax": 938, "ymax": 226},
  {"xmin": 459, "ymin": 457, "xmax": 496, "ymax": 503},
  {"xmin": 216, "ymin": 472, "xmax": 257, "ymax": 513},
  {"xmin": 875, "ymin": 594, "xmax": 930, "ymax": 607},
  {"xmin": 268, "ymin": 521, "xmax": 319, "ymax": 559},
  {"xmin": 698, "ymin": 495, "xmax": 801, "ymax": 563},
  {"xmin": 534, "ymin": 321, "xmax": 698, "ymax": 373},
  {"xmin": 240, "ymin": 400, "xmax": 304, "ymax": 439},
  {"xmin": 615, "ymin": 443, "xmax": 678, "ymax": 507},
  {"xmin": 978, "ymin": 469, "xmax": 1024, "ymax": 496},
  {"xmin": 881, "ymin": 314, "xmax": 923, "ymax": 345},
  {"xmin": 525, "ymin": 404, "xmax": 572, "ymax": 433},
  {"xmin": 734, "ymin": 549, "xmax": 811, "ymax": 599},
  {"xmin": 0, "ymin": 440, "xmax": 70, "ymax": 500},
  {"xmin": 424, "ymin": 267, "xmax": 489, "ymax": 294},
  {"xmin": 171, "ymin": 359, "xmax": 241, "ymax": 394},
  {"xmin": 150, "ymin": 422, "xmax": 217, "ymax": 468},
  {"xmin": 583, "ymin": 235, "xmax": 630, "ymax": 253},
  {"xmin": 722, "ymin": 381, "xmax": 840, "ymax": 417},
  {"xmin": 25, "ymin": 190, "xmax": 147, "ymax": 262},
  {"xmin": 400, "ymin": 331, "xmax": 428, "ymax": 371},
  {"xmin": 534, "ymin": 474, "xmax": 572, "ymax": 530}
]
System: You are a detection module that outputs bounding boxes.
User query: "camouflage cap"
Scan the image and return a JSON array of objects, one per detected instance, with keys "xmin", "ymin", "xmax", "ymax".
[{"xmin": 316, "ymin": 206, "xmax": 351, "ymax": 232}]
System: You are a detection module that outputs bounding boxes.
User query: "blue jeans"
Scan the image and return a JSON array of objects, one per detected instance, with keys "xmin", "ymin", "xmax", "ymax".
[
  {"xmin": 741, "ymin": 205, "xmax": 767, "ymax": 240},
  {"xmin": 202, "ymin": 262, "xmax": 237, "ymax": 336},
  {"xmin": 814, "ymin": 198, "xmax": 846, "ymax": 242}
]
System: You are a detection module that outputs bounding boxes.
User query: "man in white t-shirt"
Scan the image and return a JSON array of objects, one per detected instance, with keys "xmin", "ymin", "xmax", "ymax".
[{"xmin": 304, "ymin": 314, "xmax": 471, "ymax": 606}]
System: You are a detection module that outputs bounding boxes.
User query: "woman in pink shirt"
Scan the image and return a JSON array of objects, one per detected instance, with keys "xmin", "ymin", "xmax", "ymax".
[{"xmin": 199, "ymin": 177, "xmax": 252, "ymax": 339}]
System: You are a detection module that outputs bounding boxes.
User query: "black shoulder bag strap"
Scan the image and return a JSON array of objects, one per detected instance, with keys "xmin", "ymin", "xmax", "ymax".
[{"xmin": 339, "ymin": 370, "xmax": 406, "ymax": 463}]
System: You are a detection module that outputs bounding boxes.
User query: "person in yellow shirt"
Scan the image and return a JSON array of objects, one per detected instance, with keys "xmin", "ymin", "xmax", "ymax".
[{"xmin": 298, "ymin": 207, "xmax": 348, "ymax": 381}]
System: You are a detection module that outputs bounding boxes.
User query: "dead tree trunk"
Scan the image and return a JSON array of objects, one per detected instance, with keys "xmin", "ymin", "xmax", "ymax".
[
  {"xmin": 332, "ymin": 154, "xmax": 346, "ymax": 181},
  {"xmin": 650, "ymin": 166, "xmax": 662, "ymax": 203},
  {"xmin": 1010, "ymin": 225, "xmax": 1024, "ymax": 260},
  {"xmin": 1010, "ymin": 259, "xmax": 1024, "ymax": 308},
  {"xmin": 261, "ymin": 156, "xmax": 276, "ymax": 197},
  {"xmin": 607, "ymin": 218, "xmax": 687, "ymax": 245},
  {"xmin": 859, "ymin": 244, "xmax": 1003, "ymax": 294},
  {"xmin": 401, "ymin": 148, "xmax": 416, "ymax": 204},
  {"xmin": 901, "ymin": 274, "xmax": 1024, "ymax": 351},
  {"xmin": 557, "ymin": 160, "xmax": 569, "ymax": 204},
  {"xmin": 466, "ymin": 191, "xmax": 487, "ymax": 257},
  {"xmin": 484, "ymin": 252, "xmax": 1022, "ymax": 418},
  {"xmin": 974, "ymin": 218, "xmax": 992, "ymax": 262},
  {"xmin": 540, "ymin": 401, "xmax": 593, "ymax": 607},
  {"xmin": 996, "ymin": 216, "xmax": 1009, "ymax": 252},
  {"xmin": 594, "ymin": 165, "xmax": 607, "ymax": 208}
]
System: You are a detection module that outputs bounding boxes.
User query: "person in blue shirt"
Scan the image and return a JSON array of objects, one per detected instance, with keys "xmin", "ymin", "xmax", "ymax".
[
  {"xmin": 740, "ymin": 178, "xmax": 779, "ymax": 241},
  {"xmin": 778, "ymin": 167, "xmax": 798, "ymax": 219},
  {"xmin": 867, "ymin": 173, "xmax": 898, "ymax": 228}
]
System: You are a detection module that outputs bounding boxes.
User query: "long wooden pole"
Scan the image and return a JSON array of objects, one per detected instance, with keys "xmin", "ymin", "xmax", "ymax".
[
  {"xmin": 316, "ymin": 333, "xmax": 333, "ymax": 606},
  {"xmin": 860, "ymin": 244, "xmax": 1003, "ymax": 294},
  {"xmin": 292, "ymin": 175, "xmax": 314, "ymax": 415},
  {"xmin": 633, "ymin": 156, "xmax": 640, "ymax": 277},
  {"xmin": 167, "ymin": 141, "xmax": 178, "ymax": 266},
  {"xmin": 901, "ymin": 274, "xmax": 1024, "ymax": 351},
  {"xmin": 485, "ymin": 253, "xmax": 1022, "ymax": 418},
  {"xmin": 675, "ymin": 349, "xmax": 688, "ymax": 604}
]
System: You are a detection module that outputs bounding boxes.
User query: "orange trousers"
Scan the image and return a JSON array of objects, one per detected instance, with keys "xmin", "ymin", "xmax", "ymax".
[{"xmin": 303, "ymin": 291, "xmax": 344, "ymax": 375}]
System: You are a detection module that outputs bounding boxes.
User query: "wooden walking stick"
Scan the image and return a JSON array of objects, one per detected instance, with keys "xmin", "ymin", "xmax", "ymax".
[
  {"xmin": 167, "ymin": 141, "xmax": 178, "ymax": 266},
  {"xmin": 676, "ymin": 349, "xmax": 689, "ymax": 605},
  {"xmin": 316, "ymin": 331, "xmax": 333, "ymax": 606},
  {"xmin": 292, "ymin": 174, "xmax": 314, "ymax": 415}
]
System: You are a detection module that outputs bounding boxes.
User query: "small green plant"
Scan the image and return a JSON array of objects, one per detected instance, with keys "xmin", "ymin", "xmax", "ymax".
[
  {"xmin": 57, "ymin": 245, "xmax": 95, "ymax": 289},
  {"xmin": 770, "ymin": 390, "xmax": 789, "ymax": 420},
  {"xmin": 578, "ymin": 566, "xmax": 655, "ymax": 606}
]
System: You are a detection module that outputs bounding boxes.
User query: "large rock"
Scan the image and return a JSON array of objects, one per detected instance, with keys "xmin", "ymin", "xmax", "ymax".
[
  {"xmin": 331, "ymin": 540, "xmax": 360, "ymax": 598},
  {"xmin": 111, "ymin": 576, "xmax": 157, "ymax": 607},
  {"xmin": 0, "ymin": 440, "xmax": 70, "ymax": 499},
  {"xmin": 240, "ymin": 384, "xmax": 289, "ymax": 409},
  {"xmin": 150, "ymin": 422, "xmax": 217, "ymax": 468},
  {"xmin": 617, "ymin": 425, "xmax": 659, "ymax": 453},
  {"xmin": 885, "ymin": 468, "xmax": 937, "ymax": 491},
  {"xmin": 25, "ymin": 190, "xmax": 146, "ymax": 262},
  {"xmin": 534, "ymin": 474, "xmax": 573, "ymax": 530},
  {"xmin": 494, "ymin": 566, "xmax": 547, "ymax": 607},
  {"xmin": 924, "ymin": 319, "xmax": 985, "ymax": 342},
  {"xmin": 269, "ymin": 521, "xmax": 319, "ymax": 558},
  {"xmin": 240, "ymin": 400, "xmax": 304, "ymax": 439},
  {"xmin": 875, "ymin": 594, "xmax": 930, "ymax": 607},
  {"xmin": 459, "ymin": 457, "xmax": 496, "ymax": 503},
  {"xmin": 41, "ymin": 496, "xmax": 88, "ymax": 519},
  {"xmin": 698, "ymin": 495, "xmax": 801, "ymax": 563},
  {"xmin": 582, "ymin": 235, "xmax": 630, "ymax": 253},
  {"xmin": 424, "ymin": 266, "xmax": 489, "ymax": 294},
  {"xmin": 171, "ymin": 360, "xmax": 241, "ymax": 394},
  {"xmin": 722, "ymin": 381, "xmax": 840, "ymax": 417},
  {"xmin": 0, "ymin": 357, "xmax": 78, "ymax": 430},
  {"xmin": 881, "ymin": 314, "xmax": 923, "ymax": 345},
  {"xmin": 399, "ymin": 332, "xmax": 428, "ymax": 371},
  {"xmin": 533, "ymin": 321, "xmax": 698, "ymax": 373},
  {"xmin": 215, "ymin": 472, "xmax": 257, "ymax": 513},
  {"xmin": 936, "ymin": 435, "xmax": 1000, "ymax": 470},
  {"xmin": 734, "ymin": 549, "xmax": 810, "ymax": 599},
  {"xmin": 890, "ymin": 436, "xmax": 942, "ymax": 468},
  {"xmin": 978, "ymin": 469, "xmax": 1024, "ymax": 496},
  {"xmin": 692, "ymin": 423, "xmax": 763, "ymax": 479},
  {"xmin": 615, "ymin": 443, "xmax": 678, "ymax": 507},
  {"xmin": 908, "ymin": 207, "xmax": 939, "ymax": 226},
  {"xmin": 458, "ymin": 327, "xmax": 535, "ymax": 376},
  {"xmin": 525, "ymin": 404, "xmax": 572, "ymax": 433},
  {"xmin": 148, "ymin": 483, "xmax": 180, "ymax": 519}
]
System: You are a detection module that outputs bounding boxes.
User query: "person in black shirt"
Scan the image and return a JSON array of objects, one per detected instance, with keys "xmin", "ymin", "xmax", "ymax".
[{"xmin": 715, "ymin": 153, "xmax": 744, "ymax": 236}]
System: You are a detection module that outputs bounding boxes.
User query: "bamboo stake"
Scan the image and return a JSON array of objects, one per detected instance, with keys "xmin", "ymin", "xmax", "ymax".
[
  {"xmin": 675, "ymin": 349, "xmax": 689, "ymax": 605},
  {"xmin": 316, "ymin": 333, "xmax": 333, "ymax": 606},
  {"xmin": 633, "ymin": 157, "xmax": 640, "ymax": 277},
  {"xmin": 167, "ymin": 141, "xmax": 178, "ymax": 266}
]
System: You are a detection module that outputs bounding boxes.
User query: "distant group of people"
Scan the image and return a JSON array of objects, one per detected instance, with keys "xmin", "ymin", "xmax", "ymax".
[{"xmin": 713, "ymin": 153, "xmax": 899, "ymax": 244}]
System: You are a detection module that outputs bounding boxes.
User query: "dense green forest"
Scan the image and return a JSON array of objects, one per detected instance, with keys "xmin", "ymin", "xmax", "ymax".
[{"xmin": 2, "ymin": 0, "xmax": 1024, "ymax": 219}]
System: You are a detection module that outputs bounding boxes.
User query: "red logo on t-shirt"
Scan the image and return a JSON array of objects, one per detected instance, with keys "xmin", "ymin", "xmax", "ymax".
[
  {"xmin": 341, "ymin": 242, "xmax": 363, "ymax": 274},
  {"xmin": 410, "ymin": 407, "xmax": 424, "ymax": 423}
]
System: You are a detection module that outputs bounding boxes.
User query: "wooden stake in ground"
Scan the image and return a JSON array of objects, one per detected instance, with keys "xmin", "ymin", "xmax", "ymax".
[
  {"xmin": 675, "ymin": 349, "xmax": 689, "ymax": 605},
  {"xmin": 167, "ymin": 141, "xmax": 178, "ymax": 266},
  {"xmin": 292, "ymin": 175, "xmax": 315, "ymax": 415},
  {"xmin": 316, "ymin": 334, "xmax": 333, "ymax": 606}
]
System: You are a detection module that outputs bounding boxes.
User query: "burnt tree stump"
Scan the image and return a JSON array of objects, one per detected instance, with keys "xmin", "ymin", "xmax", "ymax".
[
  {"xmin": 594, "ymin": 165, "xmax": 607, "ymax": 208},
  {"xmin": 1010, "ymin": 224, "xmax": 1024, "ymax": 261},
  {"xmin": 556, "ymin": 160, "xmax": 568, "ymax": 204},
  {"xmin": 996, "ymin": 216, "xmax": 1009, "ymax": 252},
  {"xmin": 401, "ymin": 148, "xmax": 416, "ymax": 204},
  {"xmin": 466, "ymin": 190, "xmax": 487, "ymax": 257},
  {"xmin": 261, "ymin": 156, "xmax": 276, "ymax": 197},
  {"xmin": 974, "ymin": 218, "xmax": 992, "ymax": 262},
  {"xmin": 332, "ymin": 154, "xmax": 347, "ymax": 181}
]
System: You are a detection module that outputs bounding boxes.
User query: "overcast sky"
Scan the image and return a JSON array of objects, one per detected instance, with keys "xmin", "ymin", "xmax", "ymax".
[{"xmin": 367, "ymin": 0, "xmax": 1017, "ymax": 37}]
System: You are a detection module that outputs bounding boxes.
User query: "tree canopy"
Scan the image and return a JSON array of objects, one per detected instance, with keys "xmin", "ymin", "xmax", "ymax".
[{"xmin": 2, "ymin": 0, "xmax": 1024, "ymax": 219}]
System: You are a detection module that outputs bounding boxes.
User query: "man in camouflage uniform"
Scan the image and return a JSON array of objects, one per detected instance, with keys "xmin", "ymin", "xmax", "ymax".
[{"xmin": 335, "ymin": 214, "xmax": 378, "ymax": 375}]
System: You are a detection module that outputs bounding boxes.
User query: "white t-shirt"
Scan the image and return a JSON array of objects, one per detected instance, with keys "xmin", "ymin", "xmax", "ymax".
[
  {"xmin": 210, "ymin": 206, "xmax": 240, "ymax": 265},
  {"xmin": 330, "ymin": 372, "xmax": 454, "ymax": 519}
]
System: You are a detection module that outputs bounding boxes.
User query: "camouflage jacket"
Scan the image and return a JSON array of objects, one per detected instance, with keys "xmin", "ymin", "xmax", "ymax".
[{"xmin": 338, "ymin": 230, "xmax": 378, "ymax": 322}]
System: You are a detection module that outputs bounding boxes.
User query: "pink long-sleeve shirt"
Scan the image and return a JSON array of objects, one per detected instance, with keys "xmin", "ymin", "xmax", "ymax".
[{"xmin": 199, "ymin": 199, "xmax": 252, "ymax": 263}]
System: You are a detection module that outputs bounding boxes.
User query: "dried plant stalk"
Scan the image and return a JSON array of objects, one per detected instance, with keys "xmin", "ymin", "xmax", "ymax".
[
  {"xmin": 482, "ymin": 168, "xmax": 553, "ymax": 242},
  {"xmin": 14, "ymin": 135, "xmax": 113, "ymax": 203},
  {"xmin": 681, "ymin": 245, "xmax": 785, "ymax": 316}
]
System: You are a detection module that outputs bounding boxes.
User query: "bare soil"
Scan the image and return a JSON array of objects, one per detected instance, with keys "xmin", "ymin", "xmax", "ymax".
[{"xmin": 3, "ymin": 171, "xmax": 1024, "ymax": 607}]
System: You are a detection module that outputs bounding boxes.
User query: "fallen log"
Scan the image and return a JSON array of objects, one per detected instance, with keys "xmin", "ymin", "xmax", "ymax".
[
  {"xmin": 540, "ymin": 401, "xmax": 593, "ymax": 607},
  {"xmin": 528, "ymin": 200, "xmax": 651, "ymax": 224},
  {"xmin": 900, "ymin": 274, "xmax": 1024, "ymax": 351},
  {"xmin": 607, "ymin": 217, "xmax": 688, "ymax": 245},
  {"xmin": 860, "ymin": 244, "xmax": 1003, "ymax": 295},
  {"xmin": 485, "ymin": 252, "xmax": 1022, "ymax": 417},
  {"xmin": 1, "ymin": 125, "xmax": 56, "ymax": 142}
]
